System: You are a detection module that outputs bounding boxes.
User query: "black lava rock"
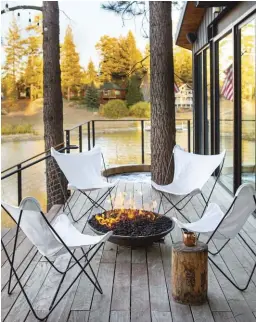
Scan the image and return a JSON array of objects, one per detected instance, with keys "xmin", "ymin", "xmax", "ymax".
[{"xmin": 88, "ymin": 210, "xmax": 173, "ymax": 237}]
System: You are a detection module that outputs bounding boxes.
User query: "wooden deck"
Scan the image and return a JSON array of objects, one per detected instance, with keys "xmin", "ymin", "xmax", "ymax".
[{"xmin": 1, "ymin": 178, "xmax": 256, "ymax": 322}]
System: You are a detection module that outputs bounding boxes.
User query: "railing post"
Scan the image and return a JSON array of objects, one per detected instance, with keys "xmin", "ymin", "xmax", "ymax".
[
  {"xmin": 141, "ymin": 120, "xmax": 145, "ymax": 164},
  {"xmin": 188, "ymin": 120, "xmax": 191, "ymax": 152},
  {"xmin": 79, "ymin": 125, "xmax": 82, "ymax": 152},
  {"xmin": 65, "ymin": 130, "xmax": 70, "ymax": 153},
  {"xmin": 87, "ymin": 122, "xmax": 91, "ymax": 151},
  {"xmin": 17, "ymin": 164, "xmax": 22, "ymax": 204},
  {"xmin": 92, "ymin": 121, "xmax": 95, "ymax": 147}
]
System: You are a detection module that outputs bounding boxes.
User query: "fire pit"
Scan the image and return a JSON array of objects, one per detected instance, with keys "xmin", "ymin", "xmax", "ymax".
[{"xmin": 88, "ymin": 208, "xmax": 174, "ymax": 247}]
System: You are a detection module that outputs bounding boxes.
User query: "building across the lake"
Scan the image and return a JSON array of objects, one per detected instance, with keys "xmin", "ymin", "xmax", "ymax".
[
  {"xmin": 175, "ymin": 84, "xmax": 193, "ymax": 109},
  {"xmin": 175, "ymin": 1, "xmax": 256, "ymax": 194},
  {"xmin": 99, "ymin": 82, "xmax": 127, "ymax": 104}
]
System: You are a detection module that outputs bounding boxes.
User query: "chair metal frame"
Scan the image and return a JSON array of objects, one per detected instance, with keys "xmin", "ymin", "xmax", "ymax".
[
  {"xmin": 52, "ymin": 150, "xmax": 115, "ymax": 223},
  {"xmin": 1, "ymin": 204, "xmax": 105, "ymax": 321},
  {"xmin": 156, "ymin": 149, "xmax": 226, "ymax": 222},
  {"xmin": 199, "ymin": 194, "xmax": 256, "ymax": 291}
]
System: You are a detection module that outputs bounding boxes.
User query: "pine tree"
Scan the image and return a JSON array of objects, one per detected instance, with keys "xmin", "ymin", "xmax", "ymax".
[
  {"xmin": 24, "ymin": 15, "xmax": 43, "ymax": 100},
  {"xmin": 126, "ymin": 75, "xmax": 143, "ymax": 106},
  {"xmin": 85, "ymin": 83, "xmax": 100, "ymax": 110},
  {"xmin": 124, "ymin": 30, "xmax": 143, "ymax": 74},
  {"xmin": 96, "ymin": 31, "xmax": 143, "ymax": 83},
  {"xmin": 96, "ymin": 35, "xmax": 121, "ymax": 82},
  {"xmin": 61, "ymin": 25, "xmax": 82, "ymax": 100},
  {"xmin": 3, "ymin": 16, "xmax": 25, "ymax": 102},
  {"xmin": 85, "ymin": 59, "xmax": 98, "ymax": 84}
]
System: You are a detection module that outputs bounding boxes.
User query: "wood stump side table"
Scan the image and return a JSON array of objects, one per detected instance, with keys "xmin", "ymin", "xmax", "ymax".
[{"xmin": 171, "ymin": 241, "xmax": 208, "ymax": 305}]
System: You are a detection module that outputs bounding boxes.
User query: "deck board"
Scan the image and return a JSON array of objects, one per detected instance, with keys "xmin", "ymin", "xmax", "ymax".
[{"xmin": 1, "ymin": 179, "xmax": 256, "ymax": 322}]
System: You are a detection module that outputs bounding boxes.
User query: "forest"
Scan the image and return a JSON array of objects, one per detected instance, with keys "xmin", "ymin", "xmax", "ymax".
[{"xmin": 1, "ymin": 14, "xmax": 192, "ymax": 110}]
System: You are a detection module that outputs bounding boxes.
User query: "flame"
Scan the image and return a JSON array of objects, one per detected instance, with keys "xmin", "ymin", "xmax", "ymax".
[{"xmin": 95, "ymin": 208, "xmax": 157, "ymax": 229}]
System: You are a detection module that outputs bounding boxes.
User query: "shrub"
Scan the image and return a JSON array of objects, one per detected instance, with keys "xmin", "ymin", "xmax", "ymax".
[
  {"xmin": 103, "ymin": 99, "xmax": 129, "ymax": 119},
  {"xmin": 130, "ymin": 101, "xmax": 151, "ymax": 118},
  {"xmin": 2, "ymin": 124, "xmax": 37, "ymax": 135}
]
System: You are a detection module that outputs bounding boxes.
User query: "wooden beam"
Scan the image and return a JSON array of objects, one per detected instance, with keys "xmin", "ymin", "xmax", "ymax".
[{"xmin": 195, "ymin": 1, "xmax": 236, "ymax": 8}]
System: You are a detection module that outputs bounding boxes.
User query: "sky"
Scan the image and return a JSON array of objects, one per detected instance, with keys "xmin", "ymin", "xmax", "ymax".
[{"xmin": 1, "ymin": 1, "xmax": 182, "ymax": 69}]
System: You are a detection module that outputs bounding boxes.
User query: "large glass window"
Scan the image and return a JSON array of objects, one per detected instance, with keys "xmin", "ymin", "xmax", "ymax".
[
  {"xmin": 240, "ymin": 18, "xmax": 256, "ymax": 188},
  {"xmin": 206, "ymin": 48, "xmax": 211, "ymax": 154},
  {"xmin": 195, "ymin": 53, "xmax": 204, "ymax": 152},
  {"xmin": 218, "ymin": 33, "xmax": 234, "ymax": 192},
  {"xmin": 195, "ymin": 48, "xmax": 211, "ymax": 154}
]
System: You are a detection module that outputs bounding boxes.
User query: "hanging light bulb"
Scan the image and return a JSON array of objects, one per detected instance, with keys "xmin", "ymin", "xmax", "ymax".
[
  {"xmin": 17, "ymin": 12, "xmax": 20, "ymax": 17},
  {"xmin": 29, "ymin": 12, "xmax": 31, "ymax": 24}
]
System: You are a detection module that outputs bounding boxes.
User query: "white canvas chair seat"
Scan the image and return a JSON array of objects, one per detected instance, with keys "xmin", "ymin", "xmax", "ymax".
[
  {"xmin": 152, "ymin": 145, "xmax": 226, "ymax": 195},
  {"xmin": 2, "ymin": 198, "xmax": 112, "ymax": 257},
  {"xmin": 151, "ymin": 181, "xmax": 201, "ymax": 196},
  {"xmin": 173, "ymin": 203, "xmax": 224, "ymax": 234},
  {"xmin": 1, "ymin": 197, "xmax": 112, "ymax": 320},
  {"xmin": 172, "ymin": 184, "xmax": 256, "ymax": 239},
  {"xmin": 51, "ymin": 146, "xmax": 117, "ymax": 222},
  {"xmin": 51, "ymin": 146, "xmax": 118, "ymax": 191},
  {"xmin": 152, "ymin": 145, "xmax": 226, "ymax": 220},
  {"xmin": 67, "ymin": 180, "xmax": 116, "ymax": 191},
  {"xmin": 172, "ymin": 183, "xmax": 256, "ymax": 291},
  {"xmin": 52, "ymin": 213, "xmax": 111, "ymax": 248}
]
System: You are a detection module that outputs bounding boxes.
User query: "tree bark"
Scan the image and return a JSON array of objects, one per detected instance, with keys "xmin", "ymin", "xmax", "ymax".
[
  {"xmin": 150, "ymin": 2, "xmax": 176, "ymax": 184},
  {"xmin": 43, "ymin": 1, "xmax": 66, "ymax": 210},
  {"xmin": 172, "ymin": 241, "xmax": 208, "ymax": 305}
]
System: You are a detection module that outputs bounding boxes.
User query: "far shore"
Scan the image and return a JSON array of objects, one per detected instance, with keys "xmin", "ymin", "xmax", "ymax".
[
  {"xmin": 1, "ymin": 126, "xmax": 142, "ymax": 143},
  {"xmin": 1, "ymin": 99, "xmax": 193, "ymax": 143}
]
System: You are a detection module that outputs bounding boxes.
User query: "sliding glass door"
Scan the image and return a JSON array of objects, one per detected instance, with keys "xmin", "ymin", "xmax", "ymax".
[
  {"xmin": 195, "ymin": 47, "xmax": 211, "ymax": 155},
  {"xmin": 218, "ymin": 33, "xmax": 234, "ymax": 192},
  {"xmin": 240, "ymin": 17, "xmax": 256, "ymax": 189},
  {"xmin": 194, "ymin": 12, "xmax": 256, "ymax": 193}
]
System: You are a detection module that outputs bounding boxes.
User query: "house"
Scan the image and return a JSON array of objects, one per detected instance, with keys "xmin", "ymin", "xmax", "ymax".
[
  {"xmin": 175, "ymin": 83, "xmax": 193, "ymax": 109},
  {"xmin": 175, "ymin": 1, "xmax": 256, "ymax": 194},
  {"xmin": 99, "ymin": 82, "xmax": 127, "ymax": 104}
]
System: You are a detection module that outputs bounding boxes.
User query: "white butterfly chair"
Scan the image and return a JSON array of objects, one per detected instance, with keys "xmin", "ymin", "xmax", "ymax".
[
  {"xmin": 172, "ymin": 183, "xmax": 256, "ymax": 291},
  {"xmin": 51, "ymin": 146, "xmax": 118, "ymax": 222},
  {"xmin": 1, "ymin": 197, "xmax": 112, "ymax": 321},
  {"xmin": 152, "ymin": 145, "xmax": 226, "ymax": 221}
]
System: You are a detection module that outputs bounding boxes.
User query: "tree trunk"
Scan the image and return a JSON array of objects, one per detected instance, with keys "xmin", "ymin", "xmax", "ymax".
[
  {"xmin": 172, "ymin": 241, "xmax": 208, "ymax": 305},
  {"xmin": 150, "ymin": 2, "xmax": 176, "ymax": 184},
  {"xmin": 67, "ymin": 86, "xmax": 70, "ymax": 101},
  {"xmin": 43, "ymin": 1, "xmax": 66, "ymax": 210}
]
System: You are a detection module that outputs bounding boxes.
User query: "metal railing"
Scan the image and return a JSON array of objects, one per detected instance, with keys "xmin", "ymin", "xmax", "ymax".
[
  {"xmin": 1, "ymin": 145, "xmax": 77, "ymax": 205},
  {"xmin": 1, "ymin": 118, "xmax": 192, "ymax": 206},
  {"xmin": 64, "ymin": 119, "xmax": 192, "ymax": 164}
]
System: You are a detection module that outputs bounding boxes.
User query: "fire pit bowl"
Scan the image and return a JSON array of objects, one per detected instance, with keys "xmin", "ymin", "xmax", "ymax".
[{"xmin": 88, "ymin": 209, "xmax": 174, "ymax": 247}]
